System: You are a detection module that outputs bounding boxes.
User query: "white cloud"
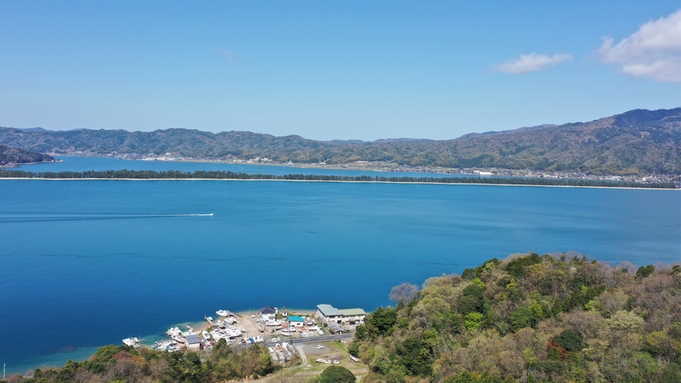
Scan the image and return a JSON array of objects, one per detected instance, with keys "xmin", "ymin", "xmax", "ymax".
[
  {"xmin": 597, "ymin": 9, "xmax": 681, "ymax": 82},
  {"xmin": 495, "ymin": 53, "xmax": 573, "ymax": 74}
]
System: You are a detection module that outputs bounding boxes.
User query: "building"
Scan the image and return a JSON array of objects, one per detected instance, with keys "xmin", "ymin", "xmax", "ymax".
[
  {"xmin": 260, "ymin": 306, "xmax": 278, "ymax": 322},
  {"xmin": 288, "ymin": 315, "xmax": 305, "ymax": 327},
  {"xmin": 338, "ymin": 308, "xmax": 366, "ymax": 324},
  {"xmin": 316, "ymin": 304, "xmax": 366, "ymax": 325},
  {"xmin": 185, "ymin": 334, "xmax": 201, "ymax": 351}
]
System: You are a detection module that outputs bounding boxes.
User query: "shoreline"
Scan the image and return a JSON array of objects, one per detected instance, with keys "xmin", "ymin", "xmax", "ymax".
[{"xmin": 0, "ymin": 176, "xmax": 677, "ymax": 190}]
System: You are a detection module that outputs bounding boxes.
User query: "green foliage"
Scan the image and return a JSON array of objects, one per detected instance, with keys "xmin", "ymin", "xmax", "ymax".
[
  {"xmin": 396, "ymin": 336, "xmax": 435, "ymax": 376},
  {"xmin": 554, "ymin": 329, "xmax": 583, "ymax": 352},
  {"xmin": 91, "ymin": 344, "xmax": 136, "ymax": 363},
  {"xmin": 505, "ymin": 253, "xmax": 542, "ymax": 279},
  {"xmin": 636, "ymin": 264, "xmax": 655, "ymax": 279},
  {"xmin": 458, "ymin": 281, "xmax": 486, "ymax": 315},
  {"xmin": 509, "ymin": 305, "xmax": 535, "ymax": 332},
  {"xmin": 318, "ymin": 365, "xmax": 356, "ymax": 383},
  {"xmin": 462, "ymin": 259, "xmax": 501, "ymax": 280},
  {"xmin": 365, "ymin": 306, "xmax": 398, "ymax": 337},
  {"xmin": 661, "ymin": 363, "xmax": 681, "ymax": 383},
  {"xmin": 347, "ymin": 341, "xmax": 360, "ymax": 357},
  {"xmin": 167, "ymin": 352, "xmax": 206, "ymax": 383},
  {"xmin": 465, "ymin": 312, "xmax": 484, "ymax": 330},
  {"xmin": 353, "ymin": 253, "xmax": 681, "ymax": 383}
]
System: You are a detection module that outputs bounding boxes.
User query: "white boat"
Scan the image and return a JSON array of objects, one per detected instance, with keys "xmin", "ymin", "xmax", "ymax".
[
  {"xmin": 216, "ymin": 310, "xmax": 233, "ymax": 317},
  {"xmin": 122, "ymin": 337, "xmax": 140, "ymax": 347},
  {"xmin": 265, "ymin": 319, "xmax": 282, "ymax": 326}
]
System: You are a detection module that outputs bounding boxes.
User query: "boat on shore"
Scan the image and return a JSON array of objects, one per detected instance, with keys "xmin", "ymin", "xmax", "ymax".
[{"xmin": 122, "ymin": 337, "xmax": 140, "ymax": 348}]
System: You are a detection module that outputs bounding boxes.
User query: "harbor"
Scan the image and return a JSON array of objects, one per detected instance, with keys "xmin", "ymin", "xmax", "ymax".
[{"xmin": 125, "ymin": 304, "xmax": 366, "ymax": 364}]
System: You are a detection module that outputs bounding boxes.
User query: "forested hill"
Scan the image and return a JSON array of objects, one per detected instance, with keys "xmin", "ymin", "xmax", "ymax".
[
  {"xmin": 0, "ymin": 144, "xmax": 54, "ymax": 166},
  {"xmin": 351, "ymin": 253, "xmax": 681, "ymax": 383},
  {"xmin": 1, "ymin": 107, "xmax": 680, "ymax": 174}
]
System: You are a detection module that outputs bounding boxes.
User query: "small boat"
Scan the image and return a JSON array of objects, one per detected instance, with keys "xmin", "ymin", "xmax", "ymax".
[{"xmin": 122, "ymin": 337, "xmax": 140, "ymax": 348}]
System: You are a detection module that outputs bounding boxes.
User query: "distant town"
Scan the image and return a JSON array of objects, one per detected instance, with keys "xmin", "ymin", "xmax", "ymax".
[{"xmin": 49, "ymin": 150, "xmax": 681, "ymax": 188}]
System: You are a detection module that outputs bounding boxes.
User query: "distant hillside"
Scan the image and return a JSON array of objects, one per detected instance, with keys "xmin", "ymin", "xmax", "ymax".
[
  {"xmin": 1, "ymin": 107, "xmax": 679, "ymax": 174},
  {"xmin": 0, "ymin": 144, "xmax": 54, "ymax": 166}
]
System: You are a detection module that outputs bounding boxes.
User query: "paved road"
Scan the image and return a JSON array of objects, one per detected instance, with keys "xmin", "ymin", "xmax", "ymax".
[
  {"xmin": 285, "ymin": 333, "xmax": 353, "ymax": 345},
  {"xmin": 233, "ymin": 333, "xmax": 353, "ymax": 351}
]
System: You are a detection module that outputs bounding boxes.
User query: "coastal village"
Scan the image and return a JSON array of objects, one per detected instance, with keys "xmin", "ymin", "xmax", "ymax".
[{"xmin": 123, "ymin": 304, "xmax": 367, "ymax": 367}]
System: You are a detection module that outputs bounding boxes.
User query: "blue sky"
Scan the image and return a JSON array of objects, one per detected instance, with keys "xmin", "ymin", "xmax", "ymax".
[{"xmin": 1, "ymin": 1, "xmax": 679, "ymax": 140}]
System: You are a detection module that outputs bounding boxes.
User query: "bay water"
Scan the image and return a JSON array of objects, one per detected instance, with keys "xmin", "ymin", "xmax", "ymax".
[{"xmin": 1, "ymin": 157, "xmax": 679, "ymax": 374}]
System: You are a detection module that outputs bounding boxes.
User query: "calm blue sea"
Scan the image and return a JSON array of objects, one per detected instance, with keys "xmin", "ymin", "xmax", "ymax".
[{"xmin": 1, "ymin": 157, "xmax": 680, "ymax": 374}]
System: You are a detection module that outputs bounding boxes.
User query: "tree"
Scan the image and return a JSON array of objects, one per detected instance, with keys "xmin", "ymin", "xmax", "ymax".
[
  {"xmin": 509, "ymin": 306, "xmax": 535, "ymax": 332},
  {"xmin": 636, "ymin": 264, "xmax": 655, "ymax": 279},
  {"xmin": 390, "ymin": 282, "xmax": 419, "ymax": 305},
  {"xmin": 554, "ymin": 329, "xmax": 583, "ymax": 352},
  {"xmin": 366, "ymin": 307, "xmax": 398, "ymax": 337},
  {"xmin": 318, "ymin": 365, "xmax": 356, "ymax": 383}
]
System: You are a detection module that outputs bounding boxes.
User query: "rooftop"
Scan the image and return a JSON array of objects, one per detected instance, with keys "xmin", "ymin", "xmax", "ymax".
[
  {"xmin": 339, "ymin": 308, "xmax": 366, "ymax": 316},
  {"xmin": 317, "ymin": 304, "xmax": 341, "ymax": 316}
]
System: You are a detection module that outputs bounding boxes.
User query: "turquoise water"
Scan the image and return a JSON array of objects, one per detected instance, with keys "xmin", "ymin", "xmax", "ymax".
[{"xmin": 1, "ymin": 157, "xmax": 680, "ymax": 374}]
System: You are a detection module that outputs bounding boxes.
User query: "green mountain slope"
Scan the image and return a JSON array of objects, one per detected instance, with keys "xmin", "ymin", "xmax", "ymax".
[
  {"xmin": 352, "ymin": 254, "xmax": 681, "ymax": 383},
  {"xmin": 0, "ymin": 144, "xmax": 54, "ymax": 166},
  {"xmin": 1, "ymin": 108, "xmax": 679, "ymax": 174}
]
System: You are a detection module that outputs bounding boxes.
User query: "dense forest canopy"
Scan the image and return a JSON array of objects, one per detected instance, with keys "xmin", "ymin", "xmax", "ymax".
[
  {"xmin": 0, "ymin": 144, "xmax": 53, "ymax": 166},
  {"xmin": 1, "ymin": 108, "xmax": 680, "ymax": 174},
  {"xmin": 351, "ymin": 253, "xmax": 681, "ymax": 383}
]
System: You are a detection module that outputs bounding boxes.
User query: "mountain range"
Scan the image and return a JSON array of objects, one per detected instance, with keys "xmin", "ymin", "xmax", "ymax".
[{"xmin": 1, "ymin": 107, "xmax": 679, "ymax": 174}]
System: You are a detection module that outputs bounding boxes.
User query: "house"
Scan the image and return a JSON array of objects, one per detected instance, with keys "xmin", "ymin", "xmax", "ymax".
[
  {"xmin": 185, "ymin": 334, "xmax": 201, "ymax": 351},
  {"xmin": 260, "ymin": 306, "xmax": 278, "ymax": 322},
  {"xmin": 316, "ymin": 304, "xmax": 366, "ymax": 325},
  {"xmin": 288, "ymin": 315, "xmax": 305, "ymax": 327}
]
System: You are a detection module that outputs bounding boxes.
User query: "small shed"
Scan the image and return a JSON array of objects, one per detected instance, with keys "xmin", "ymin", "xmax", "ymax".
[
  {"xmin": 185, "ymin": 334, "xmax": 201, "ymax": 351},
  {"xmin": 328, "ymin": 322, "xmax": 344, "ymax": 334}
]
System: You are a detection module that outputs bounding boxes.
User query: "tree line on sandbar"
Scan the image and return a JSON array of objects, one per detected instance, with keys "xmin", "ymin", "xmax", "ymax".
[{"xmin": 0, "ymin": 169, "xmax": 675, "ymax": 189}]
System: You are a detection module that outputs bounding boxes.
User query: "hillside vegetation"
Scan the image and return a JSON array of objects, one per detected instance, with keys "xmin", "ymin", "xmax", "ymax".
[
  {"xmin": 0, "ymin": 144, "xmax": 53, "ymax": 166},
  {"xmin": 351, "ymin": 253, "xmax": 681, "ymax": 383},
  {"xmin": 6, "ymin": 340, "xmax": 279, "ymax": 383},
  {"xmin": 1, "ymin": 108, "xmax": 679, "ymax": 174}
]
